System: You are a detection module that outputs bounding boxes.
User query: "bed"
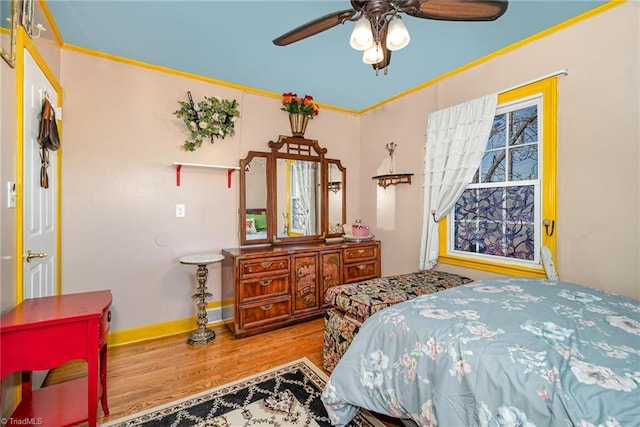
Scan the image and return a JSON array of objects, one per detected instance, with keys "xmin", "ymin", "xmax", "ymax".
[
  {"xmin": 321, "ymin": 277, "xmax": 640, "ymax": 426},
  {"xmin": 323, "ymin": 270, "xmax": 473, "ymax": 372}
]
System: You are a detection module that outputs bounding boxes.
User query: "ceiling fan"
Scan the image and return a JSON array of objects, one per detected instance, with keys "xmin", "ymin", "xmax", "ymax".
[{"xmin": 273, "ymin": 0, "xmax": 508, "ymax": 75}]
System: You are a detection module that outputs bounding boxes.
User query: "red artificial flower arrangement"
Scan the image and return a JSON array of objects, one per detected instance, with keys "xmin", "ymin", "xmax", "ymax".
[{"xmin": 281, "ymin": 92, "xmax": 320, "ymax": 118}]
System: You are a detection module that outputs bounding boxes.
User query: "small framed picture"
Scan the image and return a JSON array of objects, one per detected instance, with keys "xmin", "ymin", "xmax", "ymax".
[{"xmin": 22, "ymin": 0, "xmax": 34, "ymax": 37}]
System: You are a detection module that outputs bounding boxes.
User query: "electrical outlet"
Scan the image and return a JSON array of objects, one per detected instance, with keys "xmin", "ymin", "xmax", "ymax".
[{"xmin": 176, "ymin": 204, "xmax": 185, "ymax": 218}]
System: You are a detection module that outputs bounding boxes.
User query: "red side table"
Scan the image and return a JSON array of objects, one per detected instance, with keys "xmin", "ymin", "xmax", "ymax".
[{"xmin": 0, "ymin": 290, "xmax": 112, "ymax": 427}]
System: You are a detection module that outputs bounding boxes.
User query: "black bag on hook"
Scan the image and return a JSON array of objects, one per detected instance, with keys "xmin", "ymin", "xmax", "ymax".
[
  {"xmin": 38, "ymin": 98, "xmax": 60, "ymax": 151},
  {"xmin": 38, "ymin": 98, "xmax": 60, "ymax": 188}
]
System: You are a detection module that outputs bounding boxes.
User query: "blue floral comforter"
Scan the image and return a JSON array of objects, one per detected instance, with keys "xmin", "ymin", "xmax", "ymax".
[{"xmin": 321, "ymin": 278, "xmax": 640, "ymax": 426}]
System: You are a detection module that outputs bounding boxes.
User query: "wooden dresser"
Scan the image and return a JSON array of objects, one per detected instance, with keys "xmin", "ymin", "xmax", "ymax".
[{"xmin": 222, "ymin": 240, "xmax": 380, "ymax": 338}]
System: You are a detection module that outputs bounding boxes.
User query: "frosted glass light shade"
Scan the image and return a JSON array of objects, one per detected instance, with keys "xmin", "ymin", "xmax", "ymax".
[
  {"xmin": 362, "ymin": 42, "xmax": 384, "ymax": 64},
  {"xmin": 350, "ymin": 17, "xmax": 374, "ymax": 50},
  {"xmin": 386, "ymin": 15, "xmax": 410, "ymax": 51}
]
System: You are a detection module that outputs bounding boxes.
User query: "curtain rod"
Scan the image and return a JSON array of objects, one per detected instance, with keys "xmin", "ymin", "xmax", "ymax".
[{"xmin": 499, "ymin": 69, "xmax": 569, "ymax": 94}]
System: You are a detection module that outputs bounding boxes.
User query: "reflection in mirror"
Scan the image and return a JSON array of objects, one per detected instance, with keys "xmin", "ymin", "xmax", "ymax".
[
  {"xmin": 240, "ymin": 136, "xmax": 346, "ymax": 246},
  {"xmin": 241, "ymin": 154, "xmax": 269, "ymax": 243},
  {"xmin": 276, "ymin": 159, "xmax": 321, "ymax": 237},
  {"xmin": 1, "ymin": 0, "xmax": 17, "ymax": 68},
  {"xmin": 327, "ymin": 160, "xmax": 346, "ymax": 236}
]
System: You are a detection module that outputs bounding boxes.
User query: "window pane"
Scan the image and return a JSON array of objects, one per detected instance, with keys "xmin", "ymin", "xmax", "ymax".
[
  {"xmin": 487, "ymin": 113, "xmax": 506, "ymax": 150},
  {"xmin": 506, "ymin": 186, "xmax": 535, "ymax": 223},
  {"xmin": 455, "ymin": 189, "xmax": 479, "ymax": 253},
  {"xmin": 510, "ymin": 106, "xmax": 537, "ymax": 146},
  {"xmin": 455, "ymin": 220, "xmax": 480, "ymax": 253},
  {"xmin": 455, "ymin": 189, "xmax": 477, "ymax": 221},
  {"xmin": 454, "ymin": 185, "xmax": 535, "ymax": 260},
  {"xmin": 478, "ymin": 188, "xmax": 504, "ymax": 222},
  {"xmin": 505, "ymin": 222, "xmax": 535, "ymax": 260},
  {"xmin": 479, "ymin": 220, "xmax": 505, "ymax": 257},
  {"xmin": 509, "ymin": 145, "xmax": 538, "ymax": 181},
  {"xmin": 504, "ymin": 185, "xmax": 535, "ymax": 260},
  {"xmin": 480, "ymin": 150, "xmax": 505, "ymax": 183}
]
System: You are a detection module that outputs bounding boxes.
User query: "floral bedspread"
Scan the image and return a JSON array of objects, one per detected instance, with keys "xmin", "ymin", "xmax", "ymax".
[{"xmin": 321, "ymin": 278, "xmax": 640, "ymax": 426}]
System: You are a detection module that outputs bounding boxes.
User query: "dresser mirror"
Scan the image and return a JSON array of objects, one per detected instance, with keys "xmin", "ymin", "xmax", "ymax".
[
  {"xmin": 275, "ymin": 158, "xmax": 321, "ymax": 238},
  {"xmin": 240, "ymin": 152, "xmax": 271, "ymax": 245},
  {"xmin": 326, "ymin": 159, "xmax": 346, "ymax": 237},
  {"xmin": 239, "ymin": 136, "xmax": 346, "ymax": 246}
]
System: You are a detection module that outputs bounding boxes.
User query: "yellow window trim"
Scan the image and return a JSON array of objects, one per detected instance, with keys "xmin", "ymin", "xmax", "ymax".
[{"xmin": 438, "ymin": 77, "xmax": 558, "ymax": 277}]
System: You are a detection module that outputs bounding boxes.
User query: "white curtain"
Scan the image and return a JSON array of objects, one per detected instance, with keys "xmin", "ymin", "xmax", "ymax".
[
  {"xmin": 291, "ymin": 161, "xmax": 317, "ymax": 235},
  {"xmin": 419, "ymin": 93, "xmax": 498, "ymax": 270}
]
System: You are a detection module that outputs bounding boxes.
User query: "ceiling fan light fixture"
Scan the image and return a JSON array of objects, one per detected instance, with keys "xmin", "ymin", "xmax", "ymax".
[
  {"xmin": 273, "ymin": 0, "xmax": 510, "ymax": 74},
  {"xmin": 350, "ymin": 17, "xmax": 374, "ymax": 50},
  {"xmin": 386, "ymin": 15, "xmax": 410, "ymax": 51},
  {"xmin": 362, "ymin": 41, "xmax": 384, "ymax": 65}
]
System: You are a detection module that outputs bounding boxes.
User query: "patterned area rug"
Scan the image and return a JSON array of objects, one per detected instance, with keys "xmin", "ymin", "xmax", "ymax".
[{"xmin": 101, "ymin": 357, "xmax": 382, "ymax": 426}]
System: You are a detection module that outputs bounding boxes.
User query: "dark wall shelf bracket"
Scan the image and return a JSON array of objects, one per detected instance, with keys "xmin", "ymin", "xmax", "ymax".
[{"xmin": 372, "ymin": 173, "xmax": 414, "ymax": 189}]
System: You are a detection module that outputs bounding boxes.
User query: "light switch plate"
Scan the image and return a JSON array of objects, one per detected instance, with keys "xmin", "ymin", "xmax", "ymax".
[
  {"xmin": 176, "ymin": 204, "xmax": 185, "ymax": 218},
  {"xmin": 7, "ymin": 182, "xmax": 16, "ymax": 208}
]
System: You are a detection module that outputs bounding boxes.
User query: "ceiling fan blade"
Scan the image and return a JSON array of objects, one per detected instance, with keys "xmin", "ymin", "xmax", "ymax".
[
  {"xmin": 273, "ymin": 9, "xmax": 357, "ymax": 46},
  {"xmin": 410, "ymin": 0, "xmax": 508, "ymax": 21}
]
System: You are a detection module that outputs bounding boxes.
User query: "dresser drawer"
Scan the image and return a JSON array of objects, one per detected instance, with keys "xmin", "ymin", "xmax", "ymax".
[
  {"xmin": 343, "ymin": 260, "xmax": 379, "ymax": 283},
  {"xmin": 240, "ymin": 256, "xmax": 289, "ymax": 278},
  {"xmin": 344, "ymin": 245, "xmax": 378, "ymax": 263},
  {"xmin": 239, "ymin": 297, "xmax": 291, "ymax": 330},
  {"xmin": 240, "ymin": 276, "xmax": 289, "ymax": 303}
]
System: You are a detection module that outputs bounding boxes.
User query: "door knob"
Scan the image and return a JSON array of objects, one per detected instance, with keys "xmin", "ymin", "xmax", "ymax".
[{"xmin": 25, "ymin": 250, "xmax": 48, "ymax": 262}]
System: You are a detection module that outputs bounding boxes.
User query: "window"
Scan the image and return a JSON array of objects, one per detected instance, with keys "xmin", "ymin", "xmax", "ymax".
[{"xmin": 438, "ymin": 77, "xmax": 558, "ymax": 277}]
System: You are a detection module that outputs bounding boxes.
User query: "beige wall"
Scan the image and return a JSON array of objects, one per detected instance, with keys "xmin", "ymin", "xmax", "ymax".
[
  {"xmin": 361, "ymin": 1, "xmax": 640, "ymax": 299},
  {"xmin": 59, "ymin": 51, "xmax": 360, "ymax": 332}
]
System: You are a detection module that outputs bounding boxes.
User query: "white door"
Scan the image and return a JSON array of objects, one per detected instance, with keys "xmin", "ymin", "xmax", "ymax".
[{"xmin": 23, "ymin": 50, "xmax": 58, "ymax": 300}]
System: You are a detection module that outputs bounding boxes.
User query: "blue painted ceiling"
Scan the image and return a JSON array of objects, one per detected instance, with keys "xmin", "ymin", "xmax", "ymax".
[{"xmin": 45, "ymin": 0, "xmax": 607, "ymax": 111}]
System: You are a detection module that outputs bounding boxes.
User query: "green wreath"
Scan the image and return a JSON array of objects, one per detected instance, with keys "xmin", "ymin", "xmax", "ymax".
[{"xmin": 174, "ymin": 92, "xmax": 240, "ymax": 151}]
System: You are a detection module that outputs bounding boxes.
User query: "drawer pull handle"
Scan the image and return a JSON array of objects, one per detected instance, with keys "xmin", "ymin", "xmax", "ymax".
[
  {"xmin": 247, "ymin": 266, "xmax": 253, "ymax": 272},
  {"xmin": 357, "ymin": 264, "xmax": 366, "ymax": 270},
  {"xmin": 358, "ymin": 249, "xmax": 365, "ymax": 254},
  {"xmin": 261, "ymin": 261, "xmax": 273, "ymax": 268},
  {"xmin": 260, "ymin": 280, "xmax": 272, "ymax": 286},
  {"xmin": 260, "ymin": 304, "xmax": 273, "ymax": 311}
]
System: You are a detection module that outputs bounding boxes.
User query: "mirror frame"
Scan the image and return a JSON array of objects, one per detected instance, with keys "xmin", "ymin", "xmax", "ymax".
[
  {"xmin": 239, "ymin": 151, "xmax": 272, "ymax": 246},
  {"xmin": 325, "ymin": 159, "xmax": 346, "ymax": 238},
  {"xmin": 269, "ymin": 135, "xmax": 326, "ymax": 245},
  {"xmin": 239, "ymin": 135, "xmax": 347, "ymax": 246},
  {"xmin": 1, "ymin": 0, "xmax": 17, "ymax": 68}
]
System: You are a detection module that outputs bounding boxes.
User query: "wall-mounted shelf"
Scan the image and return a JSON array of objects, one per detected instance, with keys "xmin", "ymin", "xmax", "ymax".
[
  {"xmin": 328, "ymin": 181, "xmax": 342, "ymax": 193},
  {"xmin": 372, "ymin": 173, "xmax": 414, "ymax": 189},
  {"xmin": 174, "ymin": 162, "xmax": 240, "ymax": 188}
]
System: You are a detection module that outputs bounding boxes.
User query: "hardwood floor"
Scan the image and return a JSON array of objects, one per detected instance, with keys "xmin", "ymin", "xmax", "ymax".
[{"xmin": 45, "ymin": 318, "xmax": 401, "ymax": 425}]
